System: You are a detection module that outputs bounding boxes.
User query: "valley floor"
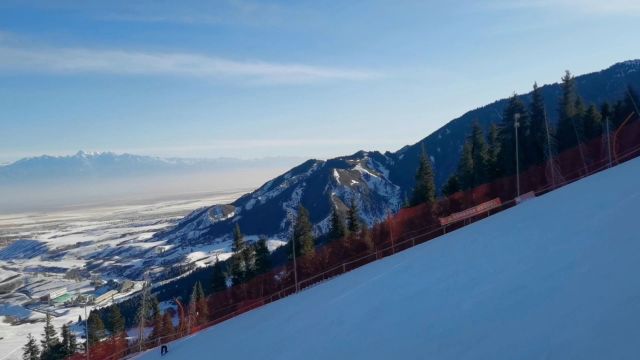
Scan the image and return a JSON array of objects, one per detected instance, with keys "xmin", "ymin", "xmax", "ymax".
[{"xmin": 139, "ymin": 157, "xmax": 640, "ymax": 360}]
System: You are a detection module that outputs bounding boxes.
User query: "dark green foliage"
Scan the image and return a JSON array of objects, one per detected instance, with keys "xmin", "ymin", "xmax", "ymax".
[
  {"xmin": 442, "ymin": 175, "xmax": 461, "ymax": 197},
  {"xmin": 410, "ymin": 147, "xmax": 436, "ymax": 206},
  {"xmin": 497, "ymin": 94, "xmax": 529, "ymax": 177},
  {"xmin": 526, "ymin": 83, "xmax": 549, "ymax": 167},
  {"xmin": 328, "ymin": 208, "xmax": 347, "ymax": 241},
  {"xmin": 211, "ymin": 261, "xmax": 227, "ymax": 292},
  {"xmin": 292, "ymin": 205, "xmax": 315, "ymax": 257},
  {"xmin": 40, "ymin": 343, "xmax": 66, "ymax": 360},
  {"xmin": 556, "ymin": 71, "xmax": 584, "ymax": 151},
  {"xmin": 87, "ymin": 312, "xmax": 105, "ymax": 345},
  {"xmin": 347, "ymin": 200, "xmax": 362, "ymax": 234},
  {"xmin": 254, "ymin": 237, "xmax": 272, "ymax": 275},
  {"xmin": 232, "ymin": 223, "xmax": 246, "ymax": 253},
  {"xmin": 582, "ymin": 104, "xmax": 602, "ymax": 140},
  {"xmin": 22, "ymin": 333, "xmax": 39, "ymax": 360},
  {"xmin": 486, "ymin": 123, "xmax": 501, "ymax": 180},
  {"xmin": 60, "ymin": 324, "xmax": 77, "ymax": 357},
  {"xmin": 108, "ymin": 305, "xmax": 125, "ymax": 335},
  {"xmin": 40, "ymin": 314, "xmax": 59, "ymax": 352}
]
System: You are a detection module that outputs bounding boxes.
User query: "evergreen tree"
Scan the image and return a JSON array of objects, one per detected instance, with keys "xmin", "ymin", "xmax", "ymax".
[
  {"xmin": 410, "ymin": 147, "xmax": 436, "ymax": 206},
  {"xmin": 556, "ymin": 71, "xmax": 583, "ymax": 151},
  {"xmin": 229, "ymin": 253, "xmax": 245, "ymax": 286},
  {"xmin": 328, "ymin": 208, "xmax": 347, "ymax": 241},
  {"xmin": 442, "ymin": 175, "xmax": 461, "ymax": 197},
  {"xmin": 230, "ymin": 224, "xmax": 247, "ymax": 285},
  {"xmin": 40, "ymin": 313, "xmax": 59, "ymax": 353},
  {"xmin": 470, "ymin": 121, "xmax": 489, "ymax": 186},
  {"xmin": 456, "ymin": 140, "xmax": 474, "ymax": 189},
  {"xmin": 60, "ymin": 324, "xmax": 77, "ymax": 357},
  {"xmin": 527, "ymin": 82, "xmax": 549, "ymax": 167},
  {"xmin": 232, "ymin": 223, "xmax": 246, "ymax": 253},
  {"xmin": 347, "ymin": 200, "xmax": 362, "ymax": 235},
  {"xmin": 108, "ymin": 305, "xmax": 125, "ymax": 336},
  {"xmin": 22, "ymin": 333, "xmax": 40, "ymax": 360},
  {"xmin": 253, "ymin": 237, "xmax": 272, "ymax": 275},
  {"xmin": 292, "ymin": 206, "xmax": 315, "ymax": 257},
  {"xmin": 211, "ymin": 261, "xmax": 227, "ymax": 292},
  {"xmin": 87, "ymin": 312, "xmax": 105, "ymax": 345},
  {"xmin": 196, "ymin": 281, "xmax": 208, "ymax": 324},
  {"xmin": 582, "ymin": 104, "xmax": 602, "ymax": 140},
  {"xmin": 242, "ymin": 245, "xmax": 257, "ymax": 279},
  {"xmin": 486, "ymin": 123, "xmax": 501, "ymax": 181},
  {"xmin": 189, "ymin": 283, "xmax": 199, "ymax": 323},
  {"xmin": 497, "ymin": 94, "xmax": 529, "ymax": 176}
]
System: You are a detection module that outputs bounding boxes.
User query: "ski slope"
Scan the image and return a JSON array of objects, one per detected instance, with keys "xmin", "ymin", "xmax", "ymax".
[{"xmin": 138, "ymin": 157, "xmax": 640, "ymax": 360}]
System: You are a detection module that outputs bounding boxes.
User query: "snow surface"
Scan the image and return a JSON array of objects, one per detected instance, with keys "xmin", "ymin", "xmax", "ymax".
[{"xmin": 139, "ymin": 157, "xmax": 640, "ymax": 360}]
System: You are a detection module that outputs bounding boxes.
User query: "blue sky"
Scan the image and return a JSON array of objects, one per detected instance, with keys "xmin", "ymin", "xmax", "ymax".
[{"xmin": 0, "ymin": 0, "xmax": 639, "ymax": 163}]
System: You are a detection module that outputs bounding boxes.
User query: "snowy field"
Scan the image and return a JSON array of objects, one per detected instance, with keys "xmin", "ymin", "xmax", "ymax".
[
  {"xmin": 139, "ymin": 157, "xmax": 640, "ymax": 360},
  {"xmin": 0, "ymin": 190, "xmax": 250, "ymax": 360}
]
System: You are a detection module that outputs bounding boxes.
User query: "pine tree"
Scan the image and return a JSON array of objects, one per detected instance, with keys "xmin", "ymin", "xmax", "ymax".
[
  {"xmin": 557, "ymin": 70, "xmax": 583, "ymax": 151},
  {"xmin": 232, "ymin": 223, "xmax": 246, "ymax": 253},
  {"xmin": 189, "ymin": 283, "xmax": 199, "ymax": 324},
  {"xmin": 527, "ymin": 82, "xmax": 548, "ymax": 167},
  {"xmin": 486, "ymin": 123, "xmax": 501, "ymax": 181},
  {"xmin": 196, "ymin": 281, "xmax": 208, "ymax": 324},
  {"xmin": 230, "ymin": 224, "xmax": 247, "ymax": 285},
  {"xmin": 292, "ymin": 206, "xmax": 315, "ymax": 257},
  {"xmin": 582, "ymin": 104, "xmax": 602, "ymax": 140},
  {"xmin": 442, "ymin": 175, "xmax": 461, "ymax": 197},
  {"xmin": 87, "ymin": 312, "xmax": 105, "ymax": 345},
  {"xmin": 410, "ymin": 147, "xmax": 436, "ymax": 206},
  {"xmin": 456, "ymin": 140, "xmax": 474, "ymax": 189},
  {"xmin": 40, "ymin": 313, "xmax": 59, "ymax": 352},
  {"xmin": 60, "ymin": 324, "xmax": 77, "ymax": 357},
  {"xmin": 497, "ymin": 94, "xmax": 528, "ymax": 176},
  {"xmin": 108, "ymin": 305, "xmax": 125, "ymax": 336},
  {"xmin": 254, "ymin": 237, "xmax": 272, "ymax": 275},
  {"xmin": 328, "ymin": 208, "xmax": 347, "ymax": 241},
  {"xmin": 470, "ymin": 121, "xmax": 489, "ymax": 186},
  {"xmin": 242, "ymin": 245, "xmax": 257, "ymax": 280},
  {"xmin": 211, "ymin": 261, "xmax": 227, "ymax": 292},
  {"xmin": 347, "ymin": 200, "xmax": 362, "ymax": 235},
  {"xmin": 22, "ymin": 333, "xmax": 40, "ymax": 360}
]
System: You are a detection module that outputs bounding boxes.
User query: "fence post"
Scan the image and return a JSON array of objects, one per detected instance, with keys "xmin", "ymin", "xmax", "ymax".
[{"xmin": 342, "ymin": 263, "xmax": 346, "ymax": 273}]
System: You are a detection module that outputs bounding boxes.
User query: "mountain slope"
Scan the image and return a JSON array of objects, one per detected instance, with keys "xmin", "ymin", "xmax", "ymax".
[
  {"xmin": 138, "ymin": 153, "xmax": 640, "ymax": 360},
  {"xmin": 156, "ymin": 60, "xmax": 640, "ymax": 247},
  {"xmin": 0, "ymin": 151, "xmax": 301, "ymax": 183}
]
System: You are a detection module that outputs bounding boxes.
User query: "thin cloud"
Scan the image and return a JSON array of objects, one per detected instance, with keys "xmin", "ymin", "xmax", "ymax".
[
  {"xmin": 0, "ymin": 43, "xmax": 380, "ymax": 84},
  {"xmin": 489, "ymin": 0, "xmax": 640, "ymax": 14}
]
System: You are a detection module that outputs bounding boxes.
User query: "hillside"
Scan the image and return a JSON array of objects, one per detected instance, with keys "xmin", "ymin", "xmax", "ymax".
[
  {"xmin": 155, "ymin": 60, "xmax": 640, "ymax": 250},
  {"xmin": 138, "ymin": 155, "xmax": 640, "ymax": 360}
]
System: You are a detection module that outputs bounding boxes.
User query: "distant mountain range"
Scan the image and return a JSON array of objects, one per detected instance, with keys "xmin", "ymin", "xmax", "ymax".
[
  {"xmin": 155, "ymin": 59, "xmax": 640, "ymax": 247},
  {"xmin": 0, "ymin": 151, "xmax": 303, "ymax": 184}
]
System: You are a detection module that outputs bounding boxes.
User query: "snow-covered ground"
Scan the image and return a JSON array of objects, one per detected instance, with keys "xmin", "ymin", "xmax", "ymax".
[
  {"xmin": 0, "ymin": 190, "xmax": 252, "ymax": 360},
  {"xmin": 139, "ymin": 157, "xmax": 640, "ymax": 360}
]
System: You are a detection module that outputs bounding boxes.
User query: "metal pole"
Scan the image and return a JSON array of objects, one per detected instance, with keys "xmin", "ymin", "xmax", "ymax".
[
  {"xmin": 85, "ymin": 303, "xmax": 89, "ymax": 360},
  {"xmin": 292, "ymin": 235, "xmax": 299, "ymax": 293},
  {"xmin": 514, "ymin": 113, "xmax": 521, "ymax": 198}
]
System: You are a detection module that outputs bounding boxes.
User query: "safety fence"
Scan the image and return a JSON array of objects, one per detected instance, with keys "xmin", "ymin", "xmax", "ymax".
[{"xmin": 72, "ymin": 115, "xmax": 640, "ymax": 360}]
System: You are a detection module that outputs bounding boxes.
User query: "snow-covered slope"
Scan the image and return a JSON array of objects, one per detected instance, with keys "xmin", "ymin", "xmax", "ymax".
[
  {"xmin": 155, "ymin": 151, "xmax": 402, "ymax": 246},
  {"xmin": 139, "ymin": 156, "xmax": 640, "ymax": 360}
]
